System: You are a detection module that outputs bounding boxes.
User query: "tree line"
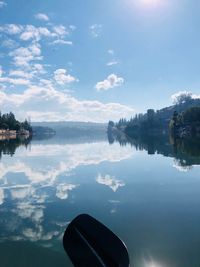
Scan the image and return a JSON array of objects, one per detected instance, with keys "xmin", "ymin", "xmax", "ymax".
[
  {"xmin": 0, "ymin": 111, "xmax": 32, "ymax": 132},
  {"xmin": 113, "ymin": 108, "xmax": 165, "ymax": 136},
  {"xmin": 108, "ymin": 92, "xmax": 200, "ymax": 137},
  {"xmin": 169, "ymin": 106, "xmax": 200, "ymax": 136}
]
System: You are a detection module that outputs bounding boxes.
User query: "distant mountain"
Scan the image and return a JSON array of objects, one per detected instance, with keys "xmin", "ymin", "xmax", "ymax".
[
  {"xmin": 31, "ymin": 121, "xmax": 107, "ymax": 129},
  {"xmin": 31, "ymin": 121, "xmax": 107, "ymax": 139},
  {"xmin": 32, "ymin": 126, "xmax": 56, "ymax": 140}
]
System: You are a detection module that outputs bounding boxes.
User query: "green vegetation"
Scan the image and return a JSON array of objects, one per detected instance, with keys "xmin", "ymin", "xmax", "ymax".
[
  {"xmin": 113, "ymin": 94, "xmax": 200, "ymax": 138},
  {"xmin": 0, "ymin": 111, "xmax": 32, "ymax": 133},
  {"xmin": 170, "ymin": 106, "xmax": 200, "ymax": 126},
  {"xmin": 115, "ymin": 109, "xmax": 164, "ymax": 136},
  {"xmin": 181, "ymin": 106, "xmax": 200, "ymax": 124},
  {"xmin": 169, "ymin": 107, "xmax": 200, "ymax": 137}
]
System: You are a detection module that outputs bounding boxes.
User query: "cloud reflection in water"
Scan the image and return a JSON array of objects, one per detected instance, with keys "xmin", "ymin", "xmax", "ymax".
[
  {"xmin": 0, "ymin": 141, "xmax": 134, "ymax": 244},
  {"xmin": 96, "ymin": 173, "xmax": 125, "ymax": 192}
]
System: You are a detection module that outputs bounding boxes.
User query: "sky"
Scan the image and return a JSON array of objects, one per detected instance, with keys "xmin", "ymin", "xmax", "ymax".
[{"xmin": 0, "ymin": 0, "xmax": 200, "ymax": 122}]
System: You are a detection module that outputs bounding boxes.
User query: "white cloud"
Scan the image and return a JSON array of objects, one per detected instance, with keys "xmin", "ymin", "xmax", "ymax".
[
  {"xmin": 33, "ymin": 63, "xmax": 46, "ymax": 74},
  {"xmin": 56, "ymin": 183, "xmax": 78, "ymax": 199},
  {"xmin": 0, "ymin": 76, "xmax": 30, "ymax": 85},
  {"xmin": 53, "ymin": 25, "xmax": 68, "ymax": 37},
  {"xmin": 10, "ymin": 187, "xmax": 32, "ymax": 200},
  {"xmin": 171, "ymin": 90, "xmax": 200, "ymax": 104},
  {"xmin": 0, "ymin": 23, "xmax": 74, "ymax": 48},
  {"xmin": 89, "ymin": 24, "xmax": 102, "ymax": 38},
  {"xmin": 191, "ymin": 94, "xmax": 200, "ymax": 99},
  {"xmin": 0, "ymin": 23, "xmax": 72, "ymax": 43},
  {"xmin": 20, "ymin": 25, "xmax": 52, "ymax": 41},
  {"xmin": 1, "ymin": 38, "xmax": 18, "ymax": 49},
  {"xmin": 34, "ymin": 13, "xmax": 49, "ymax": 21},
  {"xmin": 108, "ymin": 49, "xmax": 114, "ymax": 55},
  {"xmin": 22, "ymin": 226, "xmax": 59, "ymax": 242},
  {"xmin": 54, "ymin": 69, "xmax": 76, "ymax": 85},
  {"xmin": 9, "ymin": 70, "xmax": 33, "ymax": 79},
  {"xmin": 95, "ymin": 74, "xmax": 124, "ymax": 91},
  {"xmin": 0, "ymin": 66, "xmax": 31, "ymax": 85},
  {"xmin": 107, "ymin": 61, "xmax": 119, "ymax": 66},
  {"xmin": 0, "ymin": 24, "xmax": 23, "ymax": 34},
  {"xmin": 51, "ymin": 39, "xmax": 73, "ymax": 45},
  {"xmin": 0, "ymin": 83, "xmax": 134, "ymax": 122},
  {"xmin": 9, "ymin": 43, "xmax": 42, "ymax": 67},
  {"xmin": 0, "ymin": 1, "xmax": 6, "ymax": 8},
  {"xmin": 96, "ymin": 174, "xmax": 125, "ymax": 192},
  {"xmin": 0, "ymin": 21, "xmax": 133, "ymax": 123}
]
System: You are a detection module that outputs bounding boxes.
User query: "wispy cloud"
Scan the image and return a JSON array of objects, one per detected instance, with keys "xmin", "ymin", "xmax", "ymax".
[
  {"xmin": 107, "ymin": 61, "xmax": 119, "ymax": 66},
  {"xmin": 1, "ymin": 38, "xmax": 18, "ymax": 49},
  {"xmin": 0, "ymin": 1, "xmax": 6, "ymax": 8},
  {"xmin": 53, "ymin": 25, "xmax": 69, "ymax": 37},
  {"xmin": 34, "ymin": 13, "xmax": 49, "ymax": 22},
  {"xmin": 9, "ymin": 70, "xmax": 33, "ymax": 79},
  {"xmin": 106, "ymin": 49, "xmax": 119, "ymax": 66},
  {"xmin": 0, "ymin": 76, "xmax": 30, "ymax": 85},
  {"xmin": 108, "ymin": 49, "xmax": 114, "ymax": 55},
  {"xmin": 51, "ymin": 39, "xmax": 73, "ymax": 46},
  {"xmin": 95, "ymin": 74, "xmax": 124, "ymax": 91},
  {"xmin": 0, "ymin": 24, "xmax": 23, "ymax": 34},
  {"xmin": 89, "ymin": 24, "xmax": 102, "ymax": 38}
]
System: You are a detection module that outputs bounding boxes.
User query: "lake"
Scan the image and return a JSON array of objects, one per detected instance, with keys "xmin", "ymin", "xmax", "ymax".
[{"xmin": 0, "ymin": 134, "xmax": 200, "ymax": 267}]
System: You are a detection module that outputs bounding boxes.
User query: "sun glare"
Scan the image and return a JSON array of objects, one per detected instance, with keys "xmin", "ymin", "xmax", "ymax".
[
  {"xmin": 141, "ymin": 0, "xmax": 159, "ymax": 4},
  {"xmin": 142, "ymin": 258, "xmax": 167, "ymax": 267},
  {"xmin": 139, "ymin": 0, "xmax": 162, "ymax": 8}
]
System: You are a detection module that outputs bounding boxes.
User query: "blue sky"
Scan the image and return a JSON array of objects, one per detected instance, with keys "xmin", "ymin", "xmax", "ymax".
[{"xmin": 0, "ymin": 0, "xmax": 200, "ymax": 122}]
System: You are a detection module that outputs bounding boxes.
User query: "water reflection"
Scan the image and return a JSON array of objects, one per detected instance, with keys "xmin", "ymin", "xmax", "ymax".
[
  {"xmin": 0, "ymin": 139, "xmax": 134, "ymax": 248},
  {"xmin": 0, "ymin": 136, "xmax": 31, "ymax": 159},
  {"xmin": 0, "ymin": 136, "xmax": 200, "ymax": 266},
  {"xmin": 142, "ymin": 258, "xmax": 167, "ymax": 267},
  {"xmin": 110, "ymin": 131, "xmax": 200, "ymax": 168},
  {"xmin": 96, "ymin": 173, "xmax": 125, "ymax": 192}
]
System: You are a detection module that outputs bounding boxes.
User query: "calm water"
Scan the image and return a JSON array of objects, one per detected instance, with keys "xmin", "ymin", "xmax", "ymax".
[{"xmin": 0, "ymin": 135, "xmax": 200, "ymax": 267}]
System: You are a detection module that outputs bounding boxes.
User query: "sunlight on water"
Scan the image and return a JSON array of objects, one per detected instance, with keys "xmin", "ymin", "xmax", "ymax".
[
  {"xmin": 142, "ymin": 257, "xmax": 168, "ymax": 267},
  {"xmin": 0, "ymin": 136, "xmax": 200, "ymax": 266}
]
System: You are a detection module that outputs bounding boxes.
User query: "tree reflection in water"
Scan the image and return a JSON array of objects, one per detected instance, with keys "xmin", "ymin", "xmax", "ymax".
[
  {"xmin": 108, "ymin": 131, "xmax": 200, "ymax": 168},
  {"xmin": 0, "ymin": 136, "xmax": 32, "ymax": 159}
]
